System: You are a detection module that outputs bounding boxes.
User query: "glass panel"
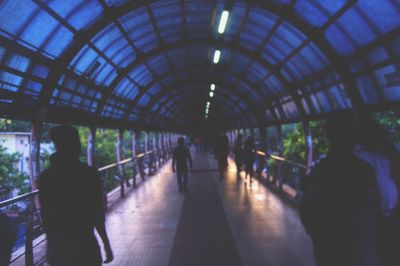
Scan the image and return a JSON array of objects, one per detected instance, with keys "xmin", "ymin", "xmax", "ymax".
[
  {"xmin": 43, "ymin": 26, "xmax": 74, "ymax": 57},
  {"xmin": 5, "ymin": 54, "xmax": 30, "ymax": 72},
  {"xmin": 0, "ymin": 0, "xmax": 38, "ymax": 35},
  {"xmin": 374, "ymin": 65, "xmax": 400, "ymax": 101},
  {"xmin": 356, "ymin": 74, "xmax": 379, "ymax": 104},
  {"xmin": 367, "ymin": 47, "xmax": 390, "ymax": 65},
  {"xmin": 324, "ymin": 24, "xmax": 355, "ymax": 55},
  {"xmin": 20, "ymin": 10, "xmax": 59, "ymax": 48},
  {"xmin": 0, "ymin": 72, "xmax": 22, "ymax": 92},
  {"xmin": 67, "ymin": 1, "xmax": 103, "ymax": 30},
  {"xmin": 358, "ymin": 0, "xmax": 400, "ymax": 34}
]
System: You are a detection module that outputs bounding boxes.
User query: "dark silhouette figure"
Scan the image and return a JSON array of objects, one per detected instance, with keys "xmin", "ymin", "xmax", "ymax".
[
  {"xmin": 38, "ymin": 125, "xmax": 113, "ymax": 266},
  {"xmin": 0, "ymin": 213, "xmax": 17, "ymax": 266},
  {"xmin": 300, "ymin": 114, "xmax": 380, "ymax": 266},
  {"xmin": 172, "ymin": 137, "xmax": 193, "ymax": 193},
  {"xmin": 243, "ymin": 137, "xmax": 255, "ymax": 182},
  {"xmin": 214, "ymin": 133, "xmax": 229, "ymax": 178},
  {"xmin": 354, "ymin": 115, "xmax": 400, "ymax": 266},
  {"xmin": 233, "ymin": 134, "xmax": 243, "ymax": 174}
]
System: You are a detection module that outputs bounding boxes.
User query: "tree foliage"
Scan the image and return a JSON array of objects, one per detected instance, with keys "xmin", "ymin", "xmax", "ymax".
[
  {"xmin": 0, "ymin": 145, "xmax": 30, "ymax": 198},
  {"xmin": 283, "ymin": 120, "xmax": 329, "ymax": 164},
  {"xmin": 373, "ymin": 111, "xmax": 400, "ymax": 142}
]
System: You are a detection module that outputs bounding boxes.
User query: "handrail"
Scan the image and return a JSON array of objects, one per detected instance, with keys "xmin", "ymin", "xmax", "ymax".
[
  {"xmin": 0, "ymin": 149, "xmax": 161, "ymax": 207},
  {"xmin": 256, "ymin": 150, "xmax": 308, "ymax": 170},
  {"xmin": 97, "ymin": 150, "xmax": 153, "ymax": 171},
  {"xmin": 0, "ymin": 190, "xmax": 39, "ymax": 209}
]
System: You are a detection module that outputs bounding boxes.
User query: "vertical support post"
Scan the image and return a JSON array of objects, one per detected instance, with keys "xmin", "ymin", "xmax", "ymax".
[
  {"xmin": 250, "ymin": 128, "xmax": 255, "ymax": 138},
  {"xmin": 257, "ymin": 126, "xmax": 268, "ymax": 179},
  {"xmin": 152, "ymin": 132, "xmax": 158, "ymax": 170},
  {"xmin": 25, "ymin": 197, "xmax": 35, "ymax": 266},
  {"xmin": 166, "ymin": 132, "xmax": 171, "ymax": 158},
  {"xmin": 168, "ymin": 132, "xmax": 172, "ymax": 153},
  {"xmin": 157, "ymin": 132, "xmax": 163, "ymax": 165},
  {"xmin": 26, "ymin": 120, "xmax": 42, "ymax": 266},
  {"xmin": 276, "ymin": 125, "xmax": 284, "ymax": 192},
  {"xmin": 134, "ymin": 130, "xmax": 145, "ymax": 180},
  {"xmin": 160, "ymin": 132, "xmax": 165, "ymax": 163},
  {"xmin": 116, "ymin": 129, "xmax": 126, "ymax": 198},
  {"xmin": 87, "ymin": 126, "xmax": 96, "ymax": 167},
  {"xmin": 144, "ymin": 131, "xmax": 152, "ymax": 175},
  {"xmin": 240, "ymin": 128, "xmax": 246, "ymax": 139},
  {"xmin": 29, "ymin": 120, "xmax": 41, "ymax": 195},
  {"xmin": 130, "ymin": 131, "xmax": 137, "ymax": 187},
  {"xmin": 302, "ymin": 121, "xmax": 313, "ymax": 175}
]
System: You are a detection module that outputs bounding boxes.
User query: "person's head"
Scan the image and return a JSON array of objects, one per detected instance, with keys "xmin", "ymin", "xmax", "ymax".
[
  {"xmin": 326, "ymin": 113, "xmax": 356, "ymax": 152},
  {"xmin": 50, "ymin": 125, "xmax": 81, "ymax": 157},
  {"xmin": 356, "ymin": 114, "xmax": 393, "ymax": 153},
  {"xmin": 178, "ymin": 137, "xmax": 184, "ymax": 146}
]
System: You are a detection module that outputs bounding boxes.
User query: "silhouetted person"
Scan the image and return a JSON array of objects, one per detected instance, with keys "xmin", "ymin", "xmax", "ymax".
[
  {"xmin": 354, "ymin": 115, "xmax": 400, "ymax": 266},
  {"xmin": 172, "ymin": 137, "xmax": 193, "ymax": 193},
  {"xmin": 300, "ymin": 114, "xmax": 380, "ymax": 266},
  {"xmin": 233, "ymin": 134, "xmax": 243, "ymax": 174},
  {"xmin": 0, "ymin": 213, "xmax": 17, "ymax": 266},
  {"xmin": 39, "ymin": 125, "xmax": 113, "ymax": 266},
  {"xmin": 214, "ymin": 133, "xmax": 229, "ymax": 178},
  {"xmin": 243, "ymin": 137, "xmax": 255, "ymax": 182}
]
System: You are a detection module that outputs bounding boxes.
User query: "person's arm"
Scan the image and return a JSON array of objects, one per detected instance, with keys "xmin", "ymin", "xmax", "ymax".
[
  {"xmin": 187, "ymin": 149, "xmax": 193, "ymax": 169},
  {"xmin": 92, "ymin": 170, "xmax": 113, "ymax": 263},
  {"xmin": 172, "ymin": 150, "xmax": 176, "ymax": 172}
]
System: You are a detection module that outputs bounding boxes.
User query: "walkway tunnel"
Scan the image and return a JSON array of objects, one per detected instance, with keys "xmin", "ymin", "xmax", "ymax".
[{"xmin": 1, "ymin": 0, "xmax": 400, "ymax": 265}]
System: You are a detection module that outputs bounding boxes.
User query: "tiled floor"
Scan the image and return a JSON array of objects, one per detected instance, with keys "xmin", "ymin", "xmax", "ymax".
[
  {"xmin": 105, "ymin": 151, "xmax": 314, "ymax": 266},
  {"xmin": 212, "ymin": 157, "xmax": 315, "ymax": 266}
]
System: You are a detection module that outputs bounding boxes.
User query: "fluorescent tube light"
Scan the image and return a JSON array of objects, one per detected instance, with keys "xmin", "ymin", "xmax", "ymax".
[
  {"xmin": 218, "ymin": 10, "xmax": 229, "ymax": 34},
  {"xmin": 213, "ymin": 50, "xmax": 221, "ymax": 64}
]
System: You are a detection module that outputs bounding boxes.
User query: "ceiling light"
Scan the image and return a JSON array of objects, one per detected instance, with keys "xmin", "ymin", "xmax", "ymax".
[
  {"xmin": 213, "ymin": 50, "xmax": 221, "ymax": 64},
  {"xmin": 209, "ymin": 91, "xmax": 214, "ymax": 97},
  {"xmin": 218, "ymin": 10, "xmax": 229, "ymax": 34},
  {"xmin": 210, "ymin": 84, "xmax": 215, "ymax": 91}
]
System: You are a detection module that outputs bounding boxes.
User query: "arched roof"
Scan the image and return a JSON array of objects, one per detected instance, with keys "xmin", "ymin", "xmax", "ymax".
[{"xmin": 0, "ymin": 0, "xmax": 399, "ymax": 132}]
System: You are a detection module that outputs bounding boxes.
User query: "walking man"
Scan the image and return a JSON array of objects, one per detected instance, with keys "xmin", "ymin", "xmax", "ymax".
[
  {"xmin": 172, "ymin": 137, "xmax": 193, "ymax": 193},
  {"xmin": 39, "ymin": 125, "xmax": 113, "ymax": 266}
]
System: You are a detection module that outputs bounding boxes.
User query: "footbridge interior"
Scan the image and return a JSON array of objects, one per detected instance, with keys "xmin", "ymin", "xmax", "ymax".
[{"xmin": 1, "ymin": 0, "xmax": 400, "ymax": 265}]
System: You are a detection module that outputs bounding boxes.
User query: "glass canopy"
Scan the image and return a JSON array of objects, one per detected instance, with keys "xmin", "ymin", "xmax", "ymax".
[{"xmin": 0, "ymin": 0, "xmax": 399, "ymax": 131}]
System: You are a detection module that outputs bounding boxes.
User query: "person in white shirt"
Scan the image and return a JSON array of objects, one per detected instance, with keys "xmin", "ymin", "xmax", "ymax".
[{"xmin": 354, "ymin": 115, "xmax": 400, "ymax": 266}]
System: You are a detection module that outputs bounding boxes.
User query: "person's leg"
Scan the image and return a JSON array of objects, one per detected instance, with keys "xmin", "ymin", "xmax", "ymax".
[
  {"xmin": 177, "ymin": 171, "xmax": 183, "ymax": 192},
  {"xmin": 182, "ymin": 171, "xmax": 189, "ymax": 192},
  {"xmin": 249, "ymin": 161, "xmax": 254, "ymax": 182}
]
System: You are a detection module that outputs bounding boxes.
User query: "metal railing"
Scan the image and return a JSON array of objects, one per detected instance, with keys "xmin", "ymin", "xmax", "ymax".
[
  {"xmin": 255, "ymin": 150, "xmax": 309, "ymax": 202},
  {"xmin": 0, "ymin": 146, "xmax": 172, "ymax": 266}
]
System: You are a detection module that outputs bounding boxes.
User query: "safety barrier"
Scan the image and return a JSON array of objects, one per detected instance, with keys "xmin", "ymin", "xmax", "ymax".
[
  {"xmin": 255, "ymin": 150, "xmax": 309, "ymax": 203},
  {"xmin": 0, "ymin": 147, "xmax": 172, "ymax": 266}
]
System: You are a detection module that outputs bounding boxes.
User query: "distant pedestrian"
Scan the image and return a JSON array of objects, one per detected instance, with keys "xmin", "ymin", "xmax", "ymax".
[
  {"xmin": 39, "ymin": 125, "xmax": 113, "ymax": 266},
  {"xmin": 0, "ymin": 213, "xmax": 17, "ymax": 266},
  {"xmin": 172, "ymin": 137, "xmax": 193, "ymax": 193},
  {"xmin": 214, "ymin": 133, "xmax": 229, "ymax": 178},
  {"xmin": 233, "ymin": 134, "xmax": 244, "ymax": 174},
  {"xmin": 243, "ymin": 137, "xmax": 255, "ymax": 182}
]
